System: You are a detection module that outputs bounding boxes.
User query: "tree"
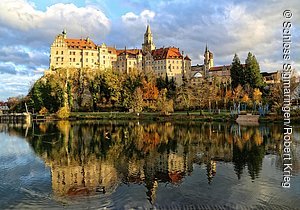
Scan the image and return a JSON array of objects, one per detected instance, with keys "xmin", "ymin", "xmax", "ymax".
[
  {"xmin": 157, "ymin": 88, "xmax": 174, "ymax": 115},
  {"xmin": 230, "ymin": 54, "xmax": 244, "ymax": 89},
  {"xmin": 131, "ymin": 87, "xmax": 143, "ymax": 113},
  {"xmin": 142, "ymin": 79, "xmax": 159, "ymax": 101},
  {"xmin": 244, "ymin": 52, "xmax": 264, "ymax": 89},
  {"xmin": 56, "ymin": 106, "xmax": 70, "ymax": 119},
  {"xmin": 232, "ymin": 85, "xmax": 245, "ymax": 103},
  {"xmin": 253, "ymin": 88, "xmax": 262, "ymax": 104}
]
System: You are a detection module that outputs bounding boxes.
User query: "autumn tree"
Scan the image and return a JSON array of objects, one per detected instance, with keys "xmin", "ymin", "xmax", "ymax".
[
  {"xmin": 157, "ymin": 88, "xmax": 174, "ymax": 115},
  {"xmin": 232, "ymin": 85, "xmax": 245, "ymax": 103},
  {"xmin": 131, "ymin": 87, "xmax": 143, "ymax": 113},
  {"xmin": 176, "ymin": 80, "xmax": 194, "ymax": 115},
  {"xmin": 253, "ymin": 88, "xmax": 262, "ymax": 104}
]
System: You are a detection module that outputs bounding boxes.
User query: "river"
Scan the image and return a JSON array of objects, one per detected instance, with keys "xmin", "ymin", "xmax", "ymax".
[{"xmin": 0, "ymin": 121, "xmax": 299, "ymax": 209}]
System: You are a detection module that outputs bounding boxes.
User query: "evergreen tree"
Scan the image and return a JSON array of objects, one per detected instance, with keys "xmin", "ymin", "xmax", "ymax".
[
  {"xmin": 230, "ymin": 54, "xmax": 244, "ymax": 89},
  {"xmin": 244, "ymin": 52, "xmax": 264, "ymax": 89}
]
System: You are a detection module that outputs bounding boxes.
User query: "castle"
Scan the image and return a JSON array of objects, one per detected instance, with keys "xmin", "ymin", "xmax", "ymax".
[{"xmin": 49, "ymin": 25, "xmax": 192, "ymax": 85}]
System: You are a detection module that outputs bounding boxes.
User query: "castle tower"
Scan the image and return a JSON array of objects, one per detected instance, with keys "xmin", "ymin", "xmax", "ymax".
[
  {"xmin": 203, "ymin": 44, "xmax": 214, "ymax": 77},
  {"xmin": 62, "ymin": 29, "xmax": 67, "ymax": 39},
  {"xmin": 142, "ymin": 24, "xmax": 156, "ymax": 53}
]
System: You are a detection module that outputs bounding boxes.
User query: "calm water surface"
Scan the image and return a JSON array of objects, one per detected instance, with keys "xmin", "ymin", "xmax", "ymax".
[{"xmin": 0, "ymin": 121, "xmax": 300, "ymax": 209}]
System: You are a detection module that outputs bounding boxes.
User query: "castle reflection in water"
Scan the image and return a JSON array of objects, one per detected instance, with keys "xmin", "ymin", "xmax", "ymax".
[{"xmin": 1, "ymin": 121, "xmax": 298, "ymax": 204}]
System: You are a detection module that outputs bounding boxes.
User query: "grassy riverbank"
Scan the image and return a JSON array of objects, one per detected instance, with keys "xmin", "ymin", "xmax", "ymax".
[
  {"xmin": 30, "ymin": 111, "xmax": 300, "ymax": 123},
  {"xmin": 69, "ymin": 111, "xmax": 234, "ymax": 122}
]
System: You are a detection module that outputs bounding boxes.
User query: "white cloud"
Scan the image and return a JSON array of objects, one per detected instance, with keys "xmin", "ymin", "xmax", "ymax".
[
  {"xmin": 0, "ymin": 0, "xmax": 111, "ymax": 42},
  {"xmin": 121, "ymin": 9, "xmax": 155, "ymax": 26},
  {"xmin": 121, "ymin": 12, "xmax": 139, "ymax": 22},
  {"xmin": 0, "ymin": 73, "xmax": 42, "ymax": 101}
]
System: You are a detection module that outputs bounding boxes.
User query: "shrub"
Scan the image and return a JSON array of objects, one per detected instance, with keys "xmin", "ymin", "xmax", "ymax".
[
  {"xmin": 56, "ymin": 106, "xmax": 70, "ymax": 119},
  {"xmin": 39, "ymin": 107, "xmax": 49, "ymax": 115}
]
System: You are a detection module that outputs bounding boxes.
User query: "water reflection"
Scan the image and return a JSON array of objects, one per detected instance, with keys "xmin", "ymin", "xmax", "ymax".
[{"xmin": 0, "ymin": 121, "xmax": 299, "ymax": 204}]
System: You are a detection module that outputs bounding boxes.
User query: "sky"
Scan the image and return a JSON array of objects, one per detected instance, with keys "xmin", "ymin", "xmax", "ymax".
[{"xmin": 0, "ymin": 0, "xmax": 299, "ymax": 101}]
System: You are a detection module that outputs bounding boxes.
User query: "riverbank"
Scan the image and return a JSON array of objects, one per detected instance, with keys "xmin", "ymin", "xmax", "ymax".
[
  {"xmin": 69, "ymin": 111, "xmax": 298, "ymax": 123},
  {"xmin": 3, "ymin": 111, "xmax": 299, "ymax": 123},
  {"xmin": 70, "ymin": 111, "xmax": 234, "ymax": 122}
]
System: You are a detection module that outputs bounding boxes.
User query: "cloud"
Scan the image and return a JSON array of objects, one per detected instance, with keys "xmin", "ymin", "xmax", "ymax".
[
  {"xmin": 105, "ymin": 9, "xmax": 156, "ymax": 48},
  {"xmin": 0, "ymin": 73, "xmax": 42, "ymax": 100},
  {"xmin": 121, "ymin": 10, "xmax": 155, "ymax": 29},
  {"xmin": 0, "ymin": 63, "xmax": 18, "ymax": 75}
]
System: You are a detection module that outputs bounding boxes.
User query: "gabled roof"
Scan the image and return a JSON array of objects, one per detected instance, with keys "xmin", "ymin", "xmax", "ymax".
[
  {"xmin": 261, "ymin": 71, "xmax": 279, "ymax": 77},
  {"xmin": 184, "ymin": 55, "xmax": 191, "ymax": 61},
  {"xmin": 116, "ymin": 49, "xmax": 142, "ymax": 56},
  {"xmin": 65, "ymin": 38, "xmax": 97, "ymax": 50},
  {"xmin": 209, "ymin": 65, "xmax": 231, "ymax": 71},
  {"xmin": 107, "ymin": 47, "xmax": 117, "ymax": 55},
  {"xmin": 152, "ymin": 47, "xmax": 183, "ymax": 60}
]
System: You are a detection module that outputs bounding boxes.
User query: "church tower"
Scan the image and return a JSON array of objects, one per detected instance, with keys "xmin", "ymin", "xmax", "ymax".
[
  {"xmin": 204, "ymin": 45, "xmax": 214, "ymax": 67},
  {"xmin": 142, "ymin": 24, "xmax": 156, "ymax": 53},
  {"xmin": 203, "ymin": 44, "xmax": 214, "ymax": 77}
]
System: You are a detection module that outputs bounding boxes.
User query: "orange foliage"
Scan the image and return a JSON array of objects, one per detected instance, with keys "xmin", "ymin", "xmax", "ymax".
[{"xmin": 142, "ymin": 79, "xmax": 159, "ymax": 100}]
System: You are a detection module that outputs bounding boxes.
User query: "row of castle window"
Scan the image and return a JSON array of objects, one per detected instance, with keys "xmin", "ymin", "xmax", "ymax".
[
  {"xmin": 55, "ymin": 51, "xmax": 109, "ymax": 57},
  {"xmin": 56, "ymin": 57, "xmax": 102, "ymax": 64}
]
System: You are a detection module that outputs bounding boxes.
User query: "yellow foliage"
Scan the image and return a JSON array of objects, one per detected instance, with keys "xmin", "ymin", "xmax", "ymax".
[
  {"xmin": 241, "ymin": 94, "xmax": 250, "ymax": 103},
  {"xmin": 39, "ymin": 107, "xmax": 49, "ymax": 115},
  {"xmin": 56, "ymin": 106, "xmax": 70, "ymax": 119},
  {"xmin": 253, "ymin": 88, "xmax": 262, "ymax": 103}
]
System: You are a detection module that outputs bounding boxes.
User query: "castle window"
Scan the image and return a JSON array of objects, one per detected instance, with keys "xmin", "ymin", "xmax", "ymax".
[
  {"xmin": 85, "ymin": 52, "xmax": 88, "ymax": 55},
  {"xmin": 103, "ymin": 60, "xmax": 105, "ymax": 64},
  {"xmin": 61, "ymin": 51, "xmax": 63, "ymax": 55},
  {"xmin": 69, "ymin": 58, "xmax": 72, "ymax": 62},
  {"xmin": 91, "ymin": 53, "xmax": 94, "ymax": 56},
  {"xmin": 86, "ymin": 58, "xmax": 88, "ymax": 62},
  {"xmin": 69, "ymin": 52, "xmax": 72, "ymax": 55},
  {"xmin": 73, "ymin": 52, "xmax": 75, "ymax": 55},
  {"xmin": 73, "ymin": 58, "xmax": 75, "ymax": 62},
  {"xmin": 56, "ymin": 51, "xmax": 58, "ymax": 55}
]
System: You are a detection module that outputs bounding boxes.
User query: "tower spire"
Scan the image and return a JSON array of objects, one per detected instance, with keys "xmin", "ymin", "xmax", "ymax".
[
  {"xmin": 146, "ymin": 24, "xmax": 151, "ymax": 34},
  {"xmin": 142, "ymin": 24, "xmax": 155, "ymax": 53}
]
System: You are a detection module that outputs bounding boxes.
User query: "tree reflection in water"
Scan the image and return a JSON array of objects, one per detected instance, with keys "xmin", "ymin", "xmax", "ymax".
[{"xmin": 0, "ymin": 121, "xmax": 289, "ymax": 202}]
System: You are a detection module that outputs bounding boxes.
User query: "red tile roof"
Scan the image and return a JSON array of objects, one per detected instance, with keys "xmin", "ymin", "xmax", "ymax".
[
  {"xmin": 209, "ymin": 65, "xmax": 231, "ymax": 71},
  {"xmin": 152, "ymin": 47, "xmax": 183, "ymax": 60},
  {"xmin": 116, "ymin": 49, "xmax": 142, "ymax": 56},
  {"xmin": 107, "ymin": 47, "xmax": 117, "ymax": 54},
  {"xmin": 65, "ymin": 38, "xmax": 97, "ymax": 50}
]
